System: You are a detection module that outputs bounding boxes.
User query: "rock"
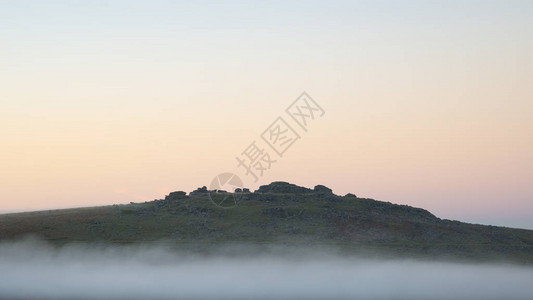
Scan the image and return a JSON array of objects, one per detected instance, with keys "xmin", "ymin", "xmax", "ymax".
[
  {"xmin": 255, "ymin": 182, "xmax": 312, "ymax": 194},
  {"xmin": 190, "ymin": 186, "xmax": 208, "ymax": 195},
  {"xmin": 314, "ymin": 185, "xmax": 332, "ymax": 194},
  {"xmin": 165, "ymin": 191, "xmax": 187, "ymax": 201}
]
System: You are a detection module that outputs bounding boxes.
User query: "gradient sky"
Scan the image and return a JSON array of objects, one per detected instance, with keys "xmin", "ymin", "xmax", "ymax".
[{"xmin": 1, "ymin": 0, "xmax": 532, "ymax": 229}]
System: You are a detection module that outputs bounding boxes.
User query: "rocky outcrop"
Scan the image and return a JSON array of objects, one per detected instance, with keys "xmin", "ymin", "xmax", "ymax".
[
  {"xmin": 314, "ymin": 185, "xmax": 333, "ymax": 194},
  {"xmin": 165, "ymin": 191, "xmax": 187, "ymax": 201},
  {"xmin": 255, "ymin": 182, "xmax": 312, "ymax": 194},
  {"xmin": 190, "ymin": 186, "xmax": 208, "ymax": 196}
]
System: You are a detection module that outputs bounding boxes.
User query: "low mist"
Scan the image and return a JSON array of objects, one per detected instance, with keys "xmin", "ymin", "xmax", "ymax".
[{"xmin": 0, "ymin": 238, "xmax": 532, "ymax": 300}]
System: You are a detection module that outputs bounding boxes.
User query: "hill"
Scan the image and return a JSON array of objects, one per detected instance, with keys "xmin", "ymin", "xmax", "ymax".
[{"xmin": 1, "ymin": 181, "xmax": 532, "ymax": 263}]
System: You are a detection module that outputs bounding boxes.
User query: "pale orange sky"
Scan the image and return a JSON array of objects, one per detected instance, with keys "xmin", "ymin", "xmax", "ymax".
[{"xmin": 1, "ymin": 1, "xmax": 532, "ymax": 228}]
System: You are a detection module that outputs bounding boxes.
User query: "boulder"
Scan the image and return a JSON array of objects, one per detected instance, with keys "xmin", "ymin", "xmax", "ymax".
[
  {"xmin": 190, "ymin": 186, "xmax": 208, "ymax": 195},
  {"xmin": 165, "ymin": 191, "xmax": 187, "ymax": 201},
  {"xmin": 255, "ymin": 182, "xmax": 312, "ymax": 194},
  {"xmin": 314, "ymin": 185, "xmax": 332, "ymax": 194}
]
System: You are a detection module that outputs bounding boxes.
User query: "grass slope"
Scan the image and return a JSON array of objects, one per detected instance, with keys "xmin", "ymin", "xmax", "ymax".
[{"xmin": 1, "ymin": 182, "xmax": 532, "ymax": 263}]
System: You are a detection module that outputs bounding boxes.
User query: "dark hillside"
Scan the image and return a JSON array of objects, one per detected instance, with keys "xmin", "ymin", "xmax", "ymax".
[{"xmin": 1, "ymin": 182, "xmax": 532, "ymax": 263}]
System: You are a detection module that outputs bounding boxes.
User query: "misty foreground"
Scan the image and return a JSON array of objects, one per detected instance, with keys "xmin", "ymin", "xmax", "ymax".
[
  {"xmin": 1, "ymin": 238, "xmax": 533, "ymax": 300},
  {"xmin": 1, "ymin": 182, "xmax": 533, "ymax": 299}
]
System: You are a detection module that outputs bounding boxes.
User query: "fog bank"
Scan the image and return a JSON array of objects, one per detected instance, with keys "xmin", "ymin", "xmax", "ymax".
[{"xmin": 0, "ymin": 239, "xmax": 532, "ymax": 300}]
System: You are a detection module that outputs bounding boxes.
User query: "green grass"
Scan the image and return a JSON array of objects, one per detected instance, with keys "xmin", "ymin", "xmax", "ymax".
[{"xmin": 1, "ymin": 190, "xmax": 532, "ymax": 263}]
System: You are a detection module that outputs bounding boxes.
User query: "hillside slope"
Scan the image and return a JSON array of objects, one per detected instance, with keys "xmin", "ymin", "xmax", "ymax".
[{"xmin": 1, "ymin": 182, "xmax": 532, "ymax": 262}]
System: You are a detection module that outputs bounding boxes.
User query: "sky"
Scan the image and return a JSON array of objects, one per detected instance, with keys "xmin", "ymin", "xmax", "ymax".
[{"xmin": 1, "ymin": 0, "xmax": 532, "ymax": 229}]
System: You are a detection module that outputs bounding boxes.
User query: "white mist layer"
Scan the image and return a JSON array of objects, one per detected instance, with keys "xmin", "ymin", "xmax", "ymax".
[{"xmin": 0, "ymin": 239, "xmax": 532, "ymax": 300}]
